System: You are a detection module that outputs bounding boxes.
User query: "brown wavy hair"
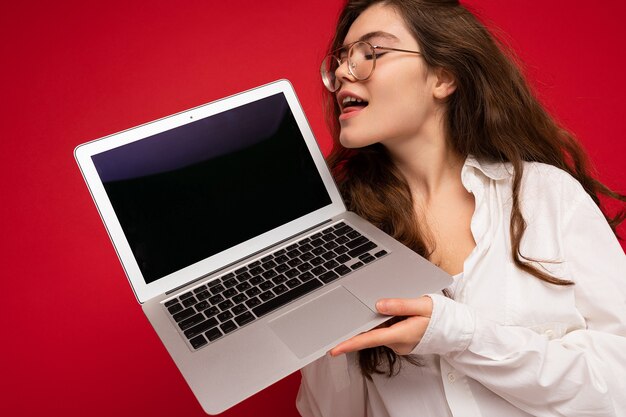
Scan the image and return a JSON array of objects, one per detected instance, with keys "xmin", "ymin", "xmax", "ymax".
[{"xmin": 323, "ymin": 0, "xmax": 626, "ymax": 377}]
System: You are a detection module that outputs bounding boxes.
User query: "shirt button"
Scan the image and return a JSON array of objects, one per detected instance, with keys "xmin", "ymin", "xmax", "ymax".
[{"xmin": 447, "ymin": 372, "xmax": 456, "ymax": 383}]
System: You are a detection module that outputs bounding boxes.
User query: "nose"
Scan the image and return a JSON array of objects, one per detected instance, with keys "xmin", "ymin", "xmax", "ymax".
[{"xmin": 334, "ymin": 58, "xmax": 356, "ymax": 85}]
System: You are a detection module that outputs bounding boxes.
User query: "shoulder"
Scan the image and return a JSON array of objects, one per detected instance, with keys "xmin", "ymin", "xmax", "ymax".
[{"xmin": 518, "ymin": 162, "xmax": 588, "ymax": 205}]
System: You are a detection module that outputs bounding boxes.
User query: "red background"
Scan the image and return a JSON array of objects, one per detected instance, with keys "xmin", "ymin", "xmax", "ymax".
[{"xmin": 2, "ymin": 1, "xmax": 624, "ymax": 416}]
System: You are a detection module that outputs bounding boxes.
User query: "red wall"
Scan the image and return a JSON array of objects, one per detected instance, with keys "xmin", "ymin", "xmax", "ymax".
[{"xmin": 2, "ymin": 1, "xmax": 624, "ymax": 416}]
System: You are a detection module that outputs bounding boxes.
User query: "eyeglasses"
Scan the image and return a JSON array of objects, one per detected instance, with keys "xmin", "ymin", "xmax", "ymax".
[{"xmin": 320, "ymin": 40, "xmax": 422, "ymax": 92}]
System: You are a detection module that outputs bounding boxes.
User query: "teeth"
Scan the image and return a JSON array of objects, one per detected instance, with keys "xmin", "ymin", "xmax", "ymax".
[{"xmin": 342, "ymin": 96, "xmax": 365, "ymax": 106}]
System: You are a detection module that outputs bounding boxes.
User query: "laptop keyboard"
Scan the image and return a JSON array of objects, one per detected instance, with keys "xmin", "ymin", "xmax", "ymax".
[{"xmin": 163, "ymin": 221, "xmax": 388, "ymax": 351}]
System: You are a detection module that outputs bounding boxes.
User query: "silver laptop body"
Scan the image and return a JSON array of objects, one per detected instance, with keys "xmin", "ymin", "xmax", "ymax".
[{"xmin": 75, "ymin": 79, "xmax": 452, "ymax": 414}]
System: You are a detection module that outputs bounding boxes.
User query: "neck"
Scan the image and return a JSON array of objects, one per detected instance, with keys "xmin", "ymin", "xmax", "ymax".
[{"xmin": 383, "ymin": 132, "xmax": 465, "ymax": 203}]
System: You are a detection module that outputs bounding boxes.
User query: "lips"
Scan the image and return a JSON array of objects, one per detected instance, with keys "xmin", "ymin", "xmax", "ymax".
[{"xmin": 337, "ymin": 91, "xmax": 369, "ymax": 120}]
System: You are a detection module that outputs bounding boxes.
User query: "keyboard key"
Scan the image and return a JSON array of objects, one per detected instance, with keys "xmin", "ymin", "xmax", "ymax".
[
  {"xmin": 193, "ymin": 285, "xmax": 207, "ymax": 294},
  {"xmin": 232, "ymin": 304, "xmax": 247, "ymax": 316},
  {"xmin": 179, "ymin": 313, "xmax": 206, "ymax": 331},
  {"xmin": 260, "ymin": 281, "xmax": 274, "ymax": 291},
  {"xmin": 208, "ymin": 294, "xmax": 225, "ymax": 305},
  {"xmin": 232, "ymin": 293, "xmax": 247, "ymax": 304},
  {"xmin": 223, "ymin": 278, "xmax": 238, "ymax": 288},
  {"xmin": 236, "ymin": 282, "xmax": 252, "ymax": 292},
  {"xmin": 245, "ymin": 287, "xmax": 261, "ymax": 297},
  {"xmin": 248, "ymin": 260, "xmax": 261, "ymax": 268},
  {"xmin": 220, "ymin": 320, "xmax": 237, "ymax": 334},
  {"xmin": 250, "ymin": 266, "xmax": 264, "ymax": 276},
  {"xmin": 180, "ymin": 291, "xmax": 194, "ymax": 300},
  {"xmin": 206, "ymin": 327, "xmax": 223, "ymax": 341},
  {"xmin": 362, "ymin": 254, "xmax": 376, "ymax": 264},
  {"xmin": 250, "ymin": 276, "xmax": 263, "ymax": 286},
  {"xmin": 190, "ymin": 335, "xmax": 208, "ymax": 349},
  {"xmin": 301, "ymin": 252, "xmax": 315, "ymax": 261},
  {"xmin": 348, "ymin": 241, "xmax": 377, "ymax": 258},
  {"xmin": 287, "ymin": 249, "xmax": 302, "ymax": 259},
  {"xmin": 262, "ymin": 260, "xmax": 277, "ymax": 270},
  {"xmin": 335, "ymin": 245, "xmax": 349, "ymax": 254},
  {"xmin": 245, "ymin": 297, "xmax": 261, "ymax": 308},
  {"xmin": 217, "ymin": 311, "xmax": 233, "ymax": 322},
  {"xmin": 297, "ymin": 262, "xmax": 313, "ymax": 272},
  {"xmin": 287, "ymin": 258, "xmax": 303, "ymax": 267},
  {"xmin": 351, "ymin": 261, "xmax": 364, "ymax": 270},
  {"xmin": 234, "ymin": 312, "xmax": 255, "ymax": 327},
  {"xmin": 311, "ymin": 266, "xmax": 327, "ymax": 276},
  {"xmin": 313, "ymin": 248, "xmax": 328, "ymax": 257},
  {"xmin": 260, "ymin": 291, "xmax": 275, "ymax": 302},
  {"xmin": 273, "ymin": 284, "xmax": 288, "ymax": 295},
  {"xmin": 223, "ymin": 288, "xmax": 237, "ymax": 298},
  {"xmin": 272, "ymin": 274, "xmax": 288, "ymax": 284},
  {"xmin": 300, "ymin": 272, "xmax": 315, "ymax": 281},
  {"xmin": 334, "ymin": 225, "xmax": 352, "ymax": 235},
  {"xmin": 182, "ymin": 296, "xmax": 198, "ymax": 308},
  {"xmin": 274, "ymin": 249, "xmax": 287, "ymax": 256},
  {"xmin": 286, "ymin": 243, "xmax": 299, "ymax": 251},
  {"xmin": 261, "ymin": 255, "xmax": 274, "ymax": 262},
  {"xmin": 195, "ymin": 300, "xmax": 210, "ymax": 311},
  {"xmin": 234, "ymin": 266, "xmax": 248, "ymax": 274},
  {"xmin": 275, "ymin": 263, "xmax": 290, "ymax": 273},
  {"xmin": 167, "ymin": 303, "xmax": 183, "ymax": 315},
  {"xmin": 209, "ymin": 284, "xmax": 225, "ymax": 295},
  {"xmin": 336, "ymin": 236, "xmax": 350, "ymax": 244},
  {"xmin": 285, "ymin": 268, "xmax": 299, "ymax": 278},
  {"xmin": 346, "ymin": 236, "xmax": 368, "ymax": 249},
  {"xmin": 184, "ymin": 317, "xmax": 218, "ymax": 339},
  {"xmin": 299, "ymin": 243, "xmax": 313, "ymax": 252},
  {"xmin": 335, "ymin": 265, "xmax": 352, "ymax": 276},
  {"xmin": 319, "ymin": 271, "xmax": 340, "ymax": 284},
  {"xmin": 286, "ymin": 278, "xmax": 302, "ymax": 289},
  {"xmin": 347, "ymin": 230, "xmax": 361, "ymax": 239},
  {"xmin": 262, "ymin": 270, "xmax": 278, "ymax": 279},
  {"xmin": 204, "ymin": 306, "xmax": 219, "ymax": 318},
  {"xmin": 310, "ymin": 238, "xmax": 325, "ymax": 247},
  {"xmin": 236, "ymin": 271, "xmax": 251, "ymax": 282},
  {"xmin": 336, "ymin": 254, "xmax": 351, "ymax": 264},
  {"xmin": 275, "ymin": 255, "xmax": 290, "ymax": 264},
  {"xmin": 164, "ymin": 299, "xmax": 179, "ymax": 308},
  {"xmin": 173, "ymin": 307, "xmax": 196, "ymax": 323},
  {"xmin": 323, "ymin": 259, "xmax": 340, "ymax": 270},
  {"xmin": 253, "ymin": 278, "xmax": 323, "ymax": 317},
  {"xmin": 196, "ymin": 290, "xmax": 210, "ymax": 301},
  {"xmin": 218, "ymin": 300, "xmax": 234, "ymax": 311},
  {"xmin": 375, "ymin": 250, "xmax": 388, "ymax": 258},
  {"xmin": 310, "ymin": 256, "xmax": 325, "ymax": 266},
  {"xmin": 322, "ymin": 251, "xmax": 337, "ymax": 260}
]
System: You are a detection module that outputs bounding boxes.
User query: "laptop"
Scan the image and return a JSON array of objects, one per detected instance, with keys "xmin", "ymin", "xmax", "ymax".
[{"xmin": 75, "ymin": 79, "xmax": 452, "ymax": 414}]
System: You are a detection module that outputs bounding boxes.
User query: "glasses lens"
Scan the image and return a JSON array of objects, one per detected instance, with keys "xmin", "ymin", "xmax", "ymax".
[
  {"xmin": 321, "ymin": 55, "xmax": 340, "ymax": 92},
  {"xmin": 348, "ymin": 41, "xmax": 375, "ymax": 80}
]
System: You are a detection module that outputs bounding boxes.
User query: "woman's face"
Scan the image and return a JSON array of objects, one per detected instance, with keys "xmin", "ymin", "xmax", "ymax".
[{"xmin": 335, "ymin": 4, "xmax": 444, "ymax": 149}]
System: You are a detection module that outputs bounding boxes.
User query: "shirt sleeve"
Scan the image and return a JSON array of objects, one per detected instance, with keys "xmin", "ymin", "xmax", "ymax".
[
  {"xmin": 296, "ymin": 352, "xmax": 367, "ymax": 417},
  {"xmin": 412, "ymin": 185, "xmax": 626, "ymax": 416}
]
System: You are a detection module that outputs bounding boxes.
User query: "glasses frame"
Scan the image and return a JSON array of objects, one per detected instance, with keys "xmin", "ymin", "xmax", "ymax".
[{"xmin": 321, "ymin": 40, "xmax": 422, "ymax": 92}]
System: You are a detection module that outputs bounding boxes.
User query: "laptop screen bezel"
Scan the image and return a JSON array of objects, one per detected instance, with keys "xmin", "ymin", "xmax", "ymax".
[{"xmin": 75, "ymin": 80, "xmax": 346, "ymax": 303}]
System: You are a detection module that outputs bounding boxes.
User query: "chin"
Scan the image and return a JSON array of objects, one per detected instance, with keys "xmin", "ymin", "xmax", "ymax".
[{"xmin": 339, "ymin": 131, "xmax": 377, "ymax": 149}]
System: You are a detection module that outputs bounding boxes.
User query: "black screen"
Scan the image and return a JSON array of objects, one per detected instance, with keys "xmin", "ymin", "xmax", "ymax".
[{"xmin": 92, "ymin": 93, "xmax": 331, "ymax": 284}]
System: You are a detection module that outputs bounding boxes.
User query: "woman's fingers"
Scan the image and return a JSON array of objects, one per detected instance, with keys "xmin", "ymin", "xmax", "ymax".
[
  {"xmin": 376, "ymin": 296, "xmax": 433, "ymax": 317},
  {"xmin": 329, "ymin": 296, "xmax": 434, "ymax": 356}
]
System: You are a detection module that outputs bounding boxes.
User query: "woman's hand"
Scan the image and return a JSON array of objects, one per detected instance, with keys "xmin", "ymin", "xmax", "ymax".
[{"xmin": 329, "ymin": 296, "xmax": 433, "ymax": 356}]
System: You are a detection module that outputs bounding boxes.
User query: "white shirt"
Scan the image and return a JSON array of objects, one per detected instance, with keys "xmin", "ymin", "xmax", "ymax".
[{"xmin": 296, "ymin": 156, "xmax": 626, "ymax": 417}]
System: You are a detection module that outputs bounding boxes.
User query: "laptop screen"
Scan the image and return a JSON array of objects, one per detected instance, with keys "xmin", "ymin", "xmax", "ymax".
[{"xmin": 91, "ymin": 93, "xmax": 332, "ymax": 284}]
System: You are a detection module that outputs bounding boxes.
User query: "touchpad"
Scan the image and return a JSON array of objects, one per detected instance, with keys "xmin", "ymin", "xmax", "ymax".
[{"xmin": 268, "ymin": 286, "xmax": 378, "ymax": 359}]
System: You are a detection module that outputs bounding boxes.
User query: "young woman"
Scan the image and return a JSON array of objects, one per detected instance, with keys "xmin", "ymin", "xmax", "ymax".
[{"xmin": 296, "ymin": 1, "xmax": 626, "ymax": 416}]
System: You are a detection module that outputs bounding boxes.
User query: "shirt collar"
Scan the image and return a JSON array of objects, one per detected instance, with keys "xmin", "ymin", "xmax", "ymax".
[{"xmin": 464, "ymin": 155, "xmax": 513, "ymax": 181}]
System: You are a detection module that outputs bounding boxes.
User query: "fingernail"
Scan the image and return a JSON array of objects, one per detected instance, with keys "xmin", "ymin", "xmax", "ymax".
[{"xmin": 376, "ymin": 300, "xmax": 387, "ymax": 312}]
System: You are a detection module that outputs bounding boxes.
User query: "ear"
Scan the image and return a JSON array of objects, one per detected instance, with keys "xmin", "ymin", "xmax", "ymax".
[{"xmin": 433, "ymin": 68, "xmax": 456, "ymax": 100}]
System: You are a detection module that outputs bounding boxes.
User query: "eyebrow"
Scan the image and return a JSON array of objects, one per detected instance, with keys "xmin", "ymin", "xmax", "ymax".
[{"xmin": 343, "ymin": 31, "xmax": 399, "ymax": 47}]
